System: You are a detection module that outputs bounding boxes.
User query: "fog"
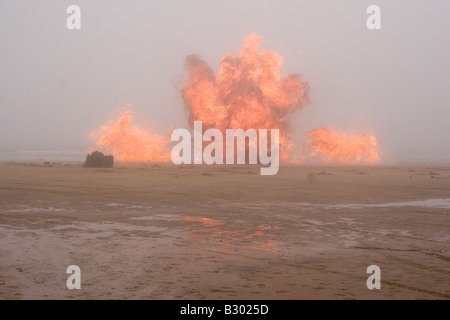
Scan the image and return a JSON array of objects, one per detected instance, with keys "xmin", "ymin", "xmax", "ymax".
[{"xmin": 1, "ymin": 0, "xmax": 449, "ymax": 163}]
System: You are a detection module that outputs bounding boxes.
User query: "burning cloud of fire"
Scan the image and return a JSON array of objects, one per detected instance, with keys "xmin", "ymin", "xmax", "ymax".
[
  {"xmin": 182, "ymin": 34, "xmax": 309, "ymax": 160},
  {"xmin": 88, "ymin": 109, "xmax": 170, "ymax": 162},
  {"xmin": 307, "ymin": 128, "xmax": 380, "ymax": 164},
  {"xmin": 88, "ymin": 34, "xmax": 380, "ymax": 164}
]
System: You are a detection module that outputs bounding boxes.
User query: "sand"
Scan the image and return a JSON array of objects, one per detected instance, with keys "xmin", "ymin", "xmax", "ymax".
[{"xmin": 0, "ymin": 162, "xmax": 449, "ymax": 299}]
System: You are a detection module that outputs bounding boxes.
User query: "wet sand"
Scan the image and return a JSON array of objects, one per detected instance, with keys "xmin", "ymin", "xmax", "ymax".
[{"xmin": 0, "ymin": 162, "xmax": 449, "ymax": 299}]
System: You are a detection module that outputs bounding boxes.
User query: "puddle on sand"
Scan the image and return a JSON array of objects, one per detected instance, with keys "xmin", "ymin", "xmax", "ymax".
[
  {"xmin": 322, "ymin": 198, "xmax": 450, "ymax": 210},
  {"xmin": 0, "ymin": 205, "xmax": 75, "ymax": 213},
  {"xmin": 130, "ymin": 214, "xmax": 178, "ymax": 222},
  {"xmin": 244, "ymin": 198, "xmax": 450, "ymax": 210},
  {"xmin": 180, "ymin": 215, "xmax": 280, "ymax": 252}
]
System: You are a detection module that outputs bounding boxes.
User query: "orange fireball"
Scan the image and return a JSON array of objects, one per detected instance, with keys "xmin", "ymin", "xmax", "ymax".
[
  {"xmin": 307, "ymin": 127, "xmax": 380, "ymax": 164},
  {"xmin": 88, "ymin": 34, "xmax": 381, "ymax": 165},
  {"xmin": 182, "ymin": 34, "xmax": 309, "ymax": 160},
  {"xmin": 88, "ymin": 109, "xmax": 171, "ymax": 162}
]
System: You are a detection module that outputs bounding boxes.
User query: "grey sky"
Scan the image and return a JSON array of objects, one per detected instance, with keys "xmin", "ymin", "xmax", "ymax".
[{"xmin": 1, "ymin": 0, "xmax": 449, "ymax": 162}]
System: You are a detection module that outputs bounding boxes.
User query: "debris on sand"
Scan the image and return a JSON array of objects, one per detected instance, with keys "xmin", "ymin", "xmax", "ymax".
[{"xmin": 83, "ymin": 151, "xmax": 114, "ymax": 168}]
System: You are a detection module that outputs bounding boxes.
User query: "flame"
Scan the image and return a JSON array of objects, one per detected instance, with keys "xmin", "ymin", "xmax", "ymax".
[
  {"xmin": 307, "ymin": 127, "xmax": 380, "ymax": 164},
  {"xmin": 182, "ymin": 34, "xmax": 309, "ymax": 160},
  {"xmin": 88, "ymin": 109, "xmax": 171, "ymax": 162},
  {"xmin": 88, "ymin": 34, "xmax": 381, "ymax": 165}
]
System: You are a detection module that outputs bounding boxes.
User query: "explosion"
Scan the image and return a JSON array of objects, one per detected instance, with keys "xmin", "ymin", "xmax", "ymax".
[
  {"xmin": 182, "ymin": 34, "xmax": 309, "ymax": 160},
  {"xmin": 88, "ymin": 109, "xmax": 170, "ymax": 162},
  {"xmin": 88, "ymin": 34, "xmax": 380, "ymax": 165},
  {"xmin": 307, "ymin": 128, "xmax": 380, "ymax": 164}
]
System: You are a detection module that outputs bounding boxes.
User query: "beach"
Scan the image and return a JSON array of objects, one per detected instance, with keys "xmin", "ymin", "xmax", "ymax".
[{"xmin": 0, "ymin": 162, "xmax": 449, "ymax": 299}]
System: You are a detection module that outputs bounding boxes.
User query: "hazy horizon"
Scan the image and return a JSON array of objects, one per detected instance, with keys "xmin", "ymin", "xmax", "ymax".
[{"xmin": 1, "ymin": 0, "xmax": 449, "ymax": 163}]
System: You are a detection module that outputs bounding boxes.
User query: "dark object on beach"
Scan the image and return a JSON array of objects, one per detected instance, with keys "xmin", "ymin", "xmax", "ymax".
[{"xmin": 83, "ymin": 151, "xmax": 114, "ymax": 168}]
